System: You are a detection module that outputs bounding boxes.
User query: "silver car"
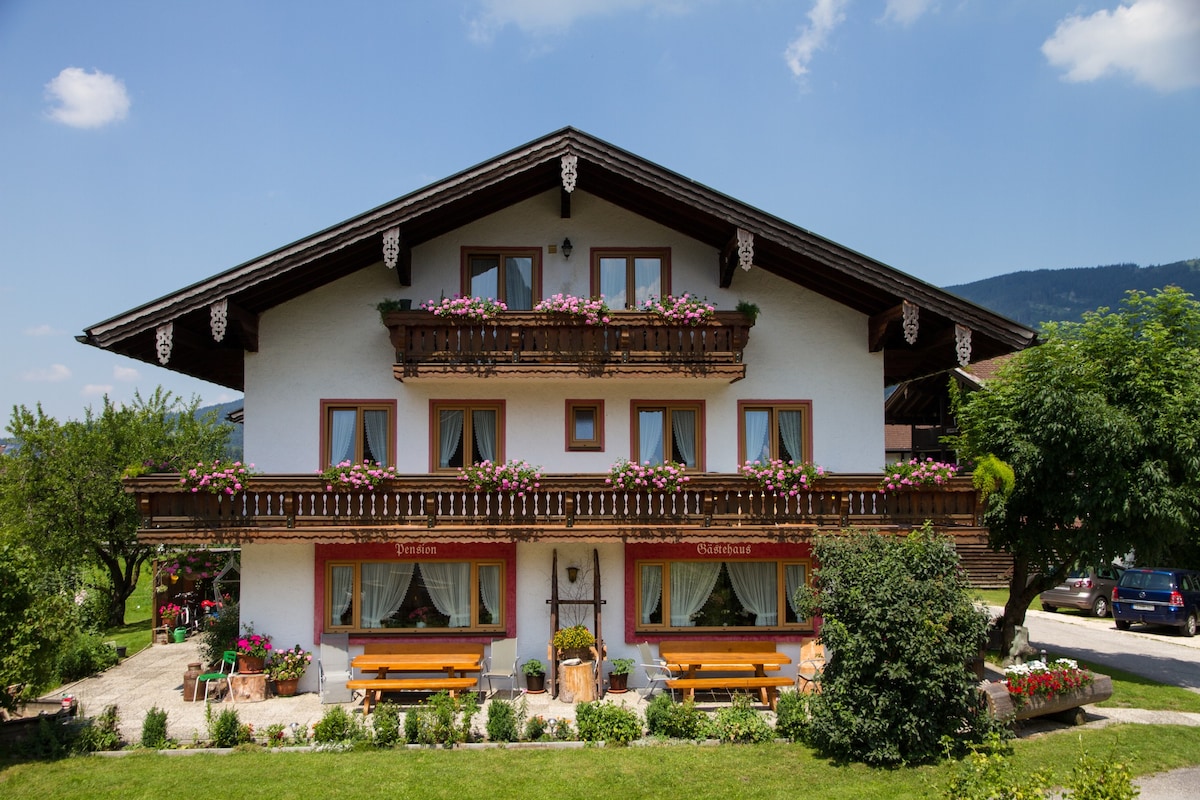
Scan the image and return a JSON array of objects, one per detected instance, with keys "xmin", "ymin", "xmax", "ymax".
[{"xmin": 1040, "ymin": 565, "xmax": 1125, "ymax": 617}]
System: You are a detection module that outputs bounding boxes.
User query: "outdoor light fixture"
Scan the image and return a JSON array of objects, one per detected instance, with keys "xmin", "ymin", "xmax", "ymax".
[
  {"xmin": 566, "ymin": 565, "xmax": 579, "ymax": 583},
  {"xmin": 561, "ymin": 238, "xmax": 573, "ymax": 259}
]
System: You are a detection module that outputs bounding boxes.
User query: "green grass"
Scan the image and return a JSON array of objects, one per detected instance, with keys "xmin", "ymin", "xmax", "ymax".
[
  {"xmin": 99, "ymin": 562, "xmax": 153, "ymax": 657},
  {"xmin": 1, "ymin": 725, "xmax": 1197, "ymax": 799}
]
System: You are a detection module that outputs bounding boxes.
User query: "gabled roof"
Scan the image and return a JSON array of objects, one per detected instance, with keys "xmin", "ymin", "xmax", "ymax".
[{"xmin": 79, "ymin": 127, "xmax": 1037, "ymax": 389}]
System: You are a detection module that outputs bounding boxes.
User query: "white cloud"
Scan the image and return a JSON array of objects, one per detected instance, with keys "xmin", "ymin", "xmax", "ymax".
[
  {"xmin": 23, "ymin": 324, "xmax": 61, "ymax": 337},
  {"xmin": 44, "ymin": 67, "xmax": 131, "ymax": 128},
  {"xmin": 22, "ymin": 364, "xmax": 71, "ymax": 382},
  {"xmin": 467, "ymin": 0, "xmax": 687, "ymax": 42},
  {"xmin": 82, "ymin": 384, "xmax": 114, "ymax": 397},
  {"xmin": 1043, "ymin": 0, "xmax": 1200, "ymax": 92},
  {"xmin": 882, "ymin": 0, "xmax": 936, "ymax": 26},
  {"xmin": 113, "ymin": 366, "xmax": 139, "ymax": 382},
  {"xmin": 784, "ymin": 0, "xmax": 849, "ymax": 78}
]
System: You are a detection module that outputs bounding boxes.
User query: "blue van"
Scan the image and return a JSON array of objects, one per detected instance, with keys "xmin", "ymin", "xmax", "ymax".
[{"xmin": 1112, "ymin": 568, "xmax": 1200, "ymax": 636}]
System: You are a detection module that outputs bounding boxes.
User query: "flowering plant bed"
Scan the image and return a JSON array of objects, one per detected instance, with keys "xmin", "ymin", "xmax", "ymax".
[
  {"xmin": 421, "ymin": 295, "xmax": 507, "ymax": 322},
  {"xmin": 320, "ymin": 460, "xmax": 399, "ymax": 491},
  {"xmin": 982, "ymin": 660, "xmax": 1111, "ymax": 724},
  {"xmin": 640, "ymin": 293, "xmax": 716, "ymax": 325},
  {"xmin": 879, "ymin": 458, "xmax": 958, "ymax": 491},
  {"xmin": 739, "ymin": 459, "xmax": 826, "ymax": 497},
  {"xmin": 606, "ymin": 459, "xmax": 689, "ymax": 493},
  {"xmin": 181, "ymin": 460, "xmax": 257, "ymax": 495},
  {"xmin": 236, "ymin": 626, "xmax": 273, "ymax": 659},
  {"xmin": 458, "ymin": 459, "xmax": 542, "ymax": 496},
  {"xmin": 266, "ymin": 644, "xmax": 312, "ymax": 681},
  {"xmin": 1004, "ymin": 658, "xmax": 1093, "ymax": 703},
  {"xmin": 534, "ymin": 293, "xmax": 612, "ymax": 325}
]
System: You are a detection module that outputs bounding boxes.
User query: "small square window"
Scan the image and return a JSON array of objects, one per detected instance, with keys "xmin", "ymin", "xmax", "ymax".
[{"xmin": 566, "ymin": 400, "xmax": 604, "ymax": 451}]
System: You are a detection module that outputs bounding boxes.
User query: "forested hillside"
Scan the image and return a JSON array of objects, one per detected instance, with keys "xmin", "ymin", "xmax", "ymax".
[{"xmin": 946, "ymin": 258, "xmax": 1200, "ymax": 328}]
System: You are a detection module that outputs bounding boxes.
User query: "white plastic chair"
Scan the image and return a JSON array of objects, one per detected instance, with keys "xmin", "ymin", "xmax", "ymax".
[
  {"xmin": 481, "ymin": 637, "xmax": 519, "ymax": 699},
  {"xmin": 637, "ymin": 641, "xmax": 676, "ymax": 699},
  {"xmin": 318, "ymin": 633, "xmax": 353, "ymax": 704}
]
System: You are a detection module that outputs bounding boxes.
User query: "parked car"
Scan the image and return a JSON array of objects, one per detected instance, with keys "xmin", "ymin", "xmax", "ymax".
[
  {"xmin": 1040, "ymin": 565, "xmax": 1124, "ymax": 617},
  {"xmin": 1111, "ymin": 567, "xmax": 1200, "ymax": 636}
]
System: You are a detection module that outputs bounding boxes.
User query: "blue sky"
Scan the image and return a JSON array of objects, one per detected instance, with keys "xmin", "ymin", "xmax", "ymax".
[{"xmin": 1, "ymin": 0, "xmax": 1197, "ymax": 423}]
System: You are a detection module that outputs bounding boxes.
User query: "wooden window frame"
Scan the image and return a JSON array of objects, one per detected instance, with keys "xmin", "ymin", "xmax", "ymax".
[
  {"xmin": 319, "ymin": 399, "xmax": 397, "ymax": 468},
  {"xmin": 736, "ymin": 400, "xmax": 814, "ymax": 465},
  {"xmin": 629, "ymin": 400, "xmax": 705, "ymax": 470},
  {"xmin": 566, "ymin": 399, "xmax": 604, "ymax": 451},
  {"xmin": 634, "ymin": 558, "xmax": 813, "ymax": 633},
  {"xmin": 460, "ymin": 247, "xmax": 542, "ymax": 308},
  {"xmin": 325, "ymin": 558, "xmax": 506, "ymax": 634},
  {"xmin": 429, "ymin": 400, "xmax": 506, "ymax": 472},
  {"xmin": 589, "ymin": 247, "xmax": 671, "ymax": 309}
]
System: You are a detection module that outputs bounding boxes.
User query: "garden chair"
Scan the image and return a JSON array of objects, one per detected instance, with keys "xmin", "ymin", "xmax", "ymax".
[
  {"xmin": 318, "ymin": 632, "xmax": 353, "ymax": 704},
  {"xmin": 637, "ymin": 641, "xmax": 676, "ymax": 700},
  {"xmin": 198, "ymin": 650, "xmax": 237, "ymax": 703},
  {"xmin": 796, "ymin": 639, "xmax": 825, "ymax": 694},
  {"xmin": 481, "ymin": 637, "xmax": 519, "ymax": 700}
]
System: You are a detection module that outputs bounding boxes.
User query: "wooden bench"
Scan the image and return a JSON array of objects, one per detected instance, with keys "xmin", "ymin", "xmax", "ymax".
[
  {"xmin": 345, "ymin": 677, "xmax": 479, "ymax": 714},
  {"xmin": 666, "ymin": 676, "xmax": 795, "ymax": 710},
  {"xmin": 362, "ymin": 641, "xmax": 484, "ymax": 668},
  {"xmin": 659, "ymin": 640, "xmax": 784, "ymax": 674}
]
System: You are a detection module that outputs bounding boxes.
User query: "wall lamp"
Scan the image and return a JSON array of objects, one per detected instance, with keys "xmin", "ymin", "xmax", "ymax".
[
  {"xmin": 561, "ymin": 238, "xmax": 573, "ymax": 259},
  {"xmin": 566, "ymin": 565, "xmax": 580, "ymax": 583}
]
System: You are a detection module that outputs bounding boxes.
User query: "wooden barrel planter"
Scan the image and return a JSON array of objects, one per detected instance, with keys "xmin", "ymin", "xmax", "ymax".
[{"xmin": 982, "ymin": 674, "xmax": 1113, "ymax": 726}]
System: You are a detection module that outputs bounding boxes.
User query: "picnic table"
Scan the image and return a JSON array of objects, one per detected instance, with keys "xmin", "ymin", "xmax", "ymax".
[
  {"xmin": 347, "ymin": 643, "xmax": 483, "ymax": 713},
  {"xmin": 658, "ymin": 640, "xmax": 793, "ymax": 710}
]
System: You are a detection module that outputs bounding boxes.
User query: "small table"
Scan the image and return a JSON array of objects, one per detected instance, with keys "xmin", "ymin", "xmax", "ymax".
[{"xmin": 663, "ymin": 648, "xmax": 792, "ymax": 708}]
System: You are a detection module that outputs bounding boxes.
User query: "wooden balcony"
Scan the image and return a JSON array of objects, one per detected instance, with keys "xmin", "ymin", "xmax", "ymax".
[
  {"xmin": 126, "ymin": 473, "xmax": 982, "ymax": 545},
  {"xmin": 381, "ymin": 310, "xmax": 754, "ymax": 381}
]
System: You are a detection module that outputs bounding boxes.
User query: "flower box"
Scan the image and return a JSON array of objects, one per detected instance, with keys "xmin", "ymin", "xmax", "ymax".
[{"xmin": 982, "ymin": 673, "xmax": 1113, "ymax": 724}]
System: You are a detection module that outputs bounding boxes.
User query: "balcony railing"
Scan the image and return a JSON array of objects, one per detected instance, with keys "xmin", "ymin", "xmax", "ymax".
[
  {"xmin": 126, "ymin": 473, "xmax": 981, "ymax": 543},
  {"xmin": 381, "ymin": 310, "xmax": 754, "ymax": 381}
]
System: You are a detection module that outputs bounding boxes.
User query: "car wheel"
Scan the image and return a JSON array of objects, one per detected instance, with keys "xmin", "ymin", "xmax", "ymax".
[
  {"xmin": 1115, "ymin": 619, "xmax": 1131, "ymax": 631},
  {"xmin": 1183, "ymin": 614, "xmax": 1197, "ymax": 638},
  {"xmin": 1091, "ymin": 595, "xmax": 1110, "ymax": 618},
  {"xmin": 1041, "ymin": 603, "xmax": 1057, "ymax": 613}
]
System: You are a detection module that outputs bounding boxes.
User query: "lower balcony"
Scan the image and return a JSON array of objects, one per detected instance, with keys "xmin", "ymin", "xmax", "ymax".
[{"xmin": 127, "ymin": 473, "xmax": 982, "ymax": 544}]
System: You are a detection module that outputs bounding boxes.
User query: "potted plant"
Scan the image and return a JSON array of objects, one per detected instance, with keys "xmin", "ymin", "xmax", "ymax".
[
  {"xmin": 607, "ymin": 657, "xmax": 635, "ymax": 693},
  {"xmin": 522, "ymin": 658, "xmax": 546, "ymax": 693},
  {"xmin": 879, "ymin": 458, "xmax": 958, "ymax": 491},
  {"xmin": 159, "ymin": 602, "xmax": 182, "ymax": 633},
  {"xmin": 235, "ymin": 624, "xmax": 272, "ymax": 673},
  {"xmin": 266, "ymin": 644, "xmax": 312, "ymax": 697},
  {"xmin": 552, "ymin": 624, "xmax": 596, "ymax": 662}
]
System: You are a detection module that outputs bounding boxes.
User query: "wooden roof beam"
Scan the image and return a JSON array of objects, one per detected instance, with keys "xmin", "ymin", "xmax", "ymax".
[{"xmin": 869, "ymin": 304, "xmax": 904, "ymax": 352}]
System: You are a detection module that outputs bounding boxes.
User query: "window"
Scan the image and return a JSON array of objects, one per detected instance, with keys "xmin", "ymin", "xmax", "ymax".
[
  {"xmin": 636, "ymin": 560, "xmax": 811, "ymax": 631},
  {"xmin": 566, "ymin": 400, "xmax": 604, "ymax": 451},
  {"xmin": 631, "ymin": 401, "xmax": 703, "ymax": 469},
  {"xmin": 431, "ymin": 401, "xmax": 504, "ymax": 470},
  {"xmin": 591, "ymin": 248, "xmax": 670, "ymax": 309},
  {"xmin": 738, "ymin": 401, "xmax": 812, "ymax": 464},
  {"xmin": 462, "ymin": 248, "xmax": 540, "ymax": 310},
  {"xmin": 321, "ymin": 401, "xmax": 396, "ymax": 466},
  {"xmin": 327, "ymin": 560, "xmax": 504, "ymax": 633}
]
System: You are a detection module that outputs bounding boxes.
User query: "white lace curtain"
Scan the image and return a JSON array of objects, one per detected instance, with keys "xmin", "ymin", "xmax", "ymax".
[
  {"xmin": 421, "ymin": 562, "xmax": 472, "ymax": 627},
  {"xmin": 504, "ymin": 257, "xmax": 532, "ymax": 310},
  {"xmin": 361, "ymin": 563, "xmax": 414, "ymax": 628},
  {"xmin": 599, "ymin": 258, "xmax": 627, "ymax": 309},
  {"xmin": 330, "ymin": 565, "xmax": 354, "ymax": 626},
  {"xmin": 329, "ymin": 409, "xmax": 357, "ymax": 465},
  {"xmin": 785, "ymin": 564, "xmax": 807, "ymax": 623},
  {"xmin": 727, "ymin": 561, "xmax": 778, "ymax": 626},
  {"xmin": 671, "ymin": 410, "xmax": 696, "ymax": 467},
  {"xmin": 471, "ymin": 410, "xmax": 496, "ymax": 463},
  {"xmin": 363, "ymin": 409, "xmax": 389, "ymax": 464},
  {"xmin": 779, "ymin": 410, "xmax": 803, "ymax": 463},
  {"xmin": 744, "ymin": 409, "xmax": 770, "ymax": 464},
  {"xmin": 639, "ymin": 410, "xmax": 664, "ymax": 466},
  {"xmin": 479, "ymin": 564, "xmax": 501, "ymax": 623},
  {"xmin": 669, "ymin": 561, "xmax": 722, "ymax": 626},
  {"xmin": 438, "ymin": 409, "xmax": 464, "ymax": 468},
  {"xmin": 641, "ymin": 565, "xmax": 663, "ymax": 625}
]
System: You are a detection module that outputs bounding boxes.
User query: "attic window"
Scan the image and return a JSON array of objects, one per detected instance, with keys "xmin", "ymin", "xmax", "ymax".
[
  {"xmin": 591, "ymin": 248, "xmax": 670, "ymax": 309},
  {"xmin": 462, "ymin": 248, "xmax": 541, "ymax": 310}
]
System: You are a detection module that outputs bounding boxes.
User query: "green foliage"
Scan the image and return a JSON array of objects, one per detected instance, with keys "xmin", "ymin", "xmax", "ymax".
[
  {"xmin": 140, "ymin": 706, "xmax": 169, "ymax": 749},
  {"xmin": 942, "ymin": 747, "xmax": 1051, "ymax": 799},
  {"xmin": 609, "ymin": 657, "xmax": 635, "ymax": 675},
  {"xmin": 208, "ymin": 706, "xmax": 246, "ymax": 747},
  {"xmin": 795, "ymin": 527, "xmax": 994, "ymax": 766},
  {"xmin": 773, "ymin": 690, "xmax": 808, "ymax": 742},
  {"xmin": 312, "ymin": 704, "xmax": 364, "ymax": 745},
  {"xmin": 971, "ymin": 454, "xmax": 1015, "ymax": 505},
  {"xmin": 404, "ymin": 704, "xmax": 420, "ymax": 743},
  {"xmin": 74, "ymin": 704, "xmax": 124, "ymax": 753},
  {"xmin": 198, "ymin": 600, "xmax": 240, "ymax": 666},
  {"xmin": 644, "ymin": 693, "xmax": 707, "ymax": 740},
  {"xmin": 486, "ymin": 698, "xmax": 519, "ymax": 742},
  {"xmin": 371, "ymin": 700, "xmax": 401, "ymax": 747},
  {"xmin": 0, "ymin": 541, "xmax": 75, "ymax": 705},
  {"xmin": 1062, "ymin": 748, "xmax": 1138, "ymax": 800},
  {"xmin": 521, "ymin": 658, "xmax": 545, "ymax": 676},
  {"xmin": 410, "ymin": 690, "xmax": 478, "ymax": 746},
  {"xmin": 575, "ymin": 700, "xmax": 642, "ymax": 746},
  {"xmin": 523, "ymin": 713, "xmax": 549, "ymax": 741},
  {"xmin": 703, "ymin": 694, "xmax": 774, "ymax": 744},
  {"xmin": 56, "ymin": 630, "xmax": 120, "ymax": 682}
]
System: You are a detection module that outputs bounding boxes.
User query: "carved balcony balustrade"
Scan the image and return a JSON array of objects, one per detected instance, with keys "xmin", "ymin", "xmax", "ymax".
[{"xmin": 381, "ymin": 310, "xmax": 754, "ymax": 381}]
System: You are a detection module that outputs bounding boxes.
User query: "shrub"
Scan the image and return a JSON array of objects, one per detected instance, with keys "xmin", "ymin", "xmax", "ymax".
[
  {"xmin": 704, "ymin": 694, "xmax": 774, "ymax": 744},
  {"xmin": 56, "ymin": 631, "xmax": 119, "ymax": 682},
  {"xmin": 410, "ymin": 690, "xmax": 478, "ymax": 746},
  {"xmin": 523, "ymin": 714, "xmax": 549, "ymax": 741},
  {"xmin": 199, "ymin": 600, "xmax": 240, "ymax": 666},
  {"xmin": 404, "ymin": 705, "xmax": 420, "ymax": 743},
  {"xmin": 575, "ymin": 700, "xmax": 642, "ymax": 746},
  {"xmin": 794, "ymin": 525, "xmax": 995, "ymax": 766},
  {"xmin": 140, "ymin": 706, "xmax": 169, "ymax": 749},
  {"xmin": 73, "ymin": 704, "xmax": 123, "ymax": 753},
  {"xmin": 208, "ymin": 706, "xmax": 244, "ymax": 747},
  {"xmin": 1062, "ymin": 748, "xmax": 1138, "ymax": 800},
  {"xmin": 773, "ymin": 690, "xmax": 808, "ymax": 742},
  {"xmin": 263, "ymin": 723, "xmax": 287, "ymax": 747},
  {"xmin": 645, "ymin": 693, "xmax": 707, "ymax": 740},
  {"xmin": 372, "ymin": 701, "xmax": 401, "ymax": 748},
  {"xmin": 312, "ymin": 704, "xmax": 363, "ymax": 745},
  {"xmin": 486, "ymin": 698, "xmax": 519, "ymax": 742}
]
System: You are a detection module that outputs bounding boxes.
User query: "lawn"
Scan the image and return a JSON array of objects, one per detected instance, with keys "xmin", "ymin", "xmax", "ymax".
[
  {"xmin": 99, "ymin": 563, "xmax": 153, "ymax": 658},
  {"xmin": 2, "ymin": 725, "xmax": 1199, "ymax": 800}
]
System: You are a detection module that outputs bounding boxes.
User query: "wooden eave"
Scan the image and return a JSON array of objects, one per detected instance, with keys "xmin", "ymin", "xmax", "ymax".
[{"xmin": 80, "ymin": 127, "xmax": 1037, "ymax": 390}]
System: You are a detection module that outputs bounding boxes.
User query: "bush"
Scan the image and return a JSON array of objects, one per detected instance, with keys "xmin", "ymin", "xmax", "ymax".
[
  {"xmin": 55, "ymin": 631, "xmax": 119, "ymax": 682},
  {"xmin": 575, "ymin": 700, "xmax": 642, "ymax": 746},
  {"xmin": 486, "ymin": 698, "xmax": 519, "ymax": 742},
  {"xmin": 312, "ymin": 704, "xmax": 364, "ymax": 745},
  {"xmin": 199, "ymin": 601, "xmax": 240, "ymax": 666},
  {"xmin": 773, "ymin": 690, "xmax": 807, "ymax": 742},
  {"xmin": 73, "ymin": 704, "xmax": 123, "ymax": 753},
  {"xmin": 372, "ymin": 700, "xmax": 401, "ymax": 748},
  {"xmin": 140, "ymin": 706, "xmax": 169, "ymax": 749},
  {"xmin": 645, "ymin": 693, "xmax": 707, "ymax": 740},
  {"xmin": 523, "ymin": 714, "xmax": 549, "ymax": 741},
  {"xmin": 404, "ymin": 705, "xmax": 420, "ymax": 743},
  {"xmin": 704, "ymin": 694, "xmax": 774, "ymax": 744},
  {"xmin": 1062, "ymin": 748, "xmax": 1138, "ymax": 800},
  {"xmin": 208, "ymin": 706, "xmax": 245, "ymax": 747},
  {"xmin": 795, "ymin": 526, "xmax": 994, "ymax": 766},
  {"xmin": 410, "ymin": 690, "xmax": 478, "ymax": 746}
]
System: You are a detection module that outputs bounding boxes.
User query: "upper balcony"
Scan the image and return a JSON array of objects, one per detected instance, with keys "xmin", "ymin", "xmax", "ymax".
[
  {"xmin": 381, "ymin": 310, "xmax": 754, "ymax": 381},
  {"xmin": 125, "ymin": 473, "xmax": 981, "ymax": 545}
]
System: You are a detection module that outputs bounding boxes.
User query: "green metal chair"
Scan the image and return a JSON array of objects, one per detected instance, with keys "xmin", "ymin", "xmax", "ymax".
[{"xmin": 198, "ymin": 650, "xmax": 237, "ymax": 703}]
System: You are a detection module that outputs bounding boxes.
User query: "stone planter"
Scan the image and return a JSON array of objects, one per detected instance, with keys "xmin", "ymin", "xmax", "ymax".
[{"xmin": 982, "ymin": 674, "xmax": 1113, "ymax": 725}]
